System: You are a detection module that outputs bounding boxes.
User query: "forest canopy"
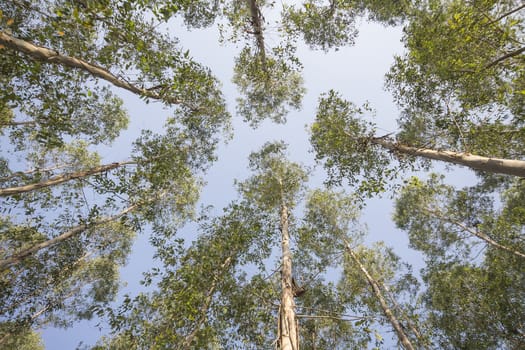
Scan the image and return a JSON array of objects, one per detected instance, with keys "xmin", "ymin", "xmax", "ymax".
[{"xmin": 1, "ymin": 0, "xmax": 524, "ymax": 349}]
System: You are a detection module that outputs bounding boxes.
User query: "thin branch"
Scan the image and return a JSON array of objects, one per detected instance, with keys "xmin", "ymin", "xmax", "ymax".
[
  {"xmin": 0, "ymin": 161, "xmax": 135, "ymax": 196},
  {"xmin": 0, "ymin": 120, "xmax": 36, "ymax": 127},
  {"xmin": 488, "ymin": 4, "xmax": 525, "ymax": 25},
  {"xmin": 179, "ymin": 256, "xmax": 232, "ymax": 350},
  {"xmin": 485, "ymin": 46, "xmax": 525, "ymax": 69},
  {"xmin": 0, "ymin": 163, "xmax": 71, "ymax": 183},
  {"xmin": 0, "ymin": 204, "xmax": 138, "ymax": 269},
  {"xmin": 423, "ymin": 207, "xmax": 525, "ymax": 259},
  {"xmin": 296, "ymin": 314, "xmax": 368, "ymax": 322}
]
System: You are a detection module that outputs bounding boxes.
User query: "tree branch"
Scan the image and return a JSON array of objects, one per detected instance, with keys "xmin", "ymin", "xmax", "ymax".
[
  {"xmin": 0, "ymin": 31, "xmax": 184, "ymax": 105},
  {"xmin": 485, "ymin": 46, "xmax": 525, "ymax": 69},
  {"xmin": 422, "ymin": 207, "xmax": 525, "ymax": 260},
  {"xmin": 0, "ymin": 204, "xmax": 138, "ymax": 269},
  {"xmin": 0, "ymin": 161, "xmax": 135, "ymax": 196},
  {"xmin": 488, "ymin": 4, "xmax": 525, "ymax": 25},
  {"xmin": 179, "ymin": 256, "xmax": 232, "ymax": 350}
]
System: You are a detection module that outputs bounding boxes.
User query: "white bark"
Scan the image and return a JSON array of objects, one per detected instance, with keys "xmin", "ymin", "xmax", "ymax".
[
  {"xmin": 279, "ymin": 203, "xmax": 299, "ymax": 350},
  {"xmin": 373, "ymin": 138, "xmax": 525, "ymax": 177}
]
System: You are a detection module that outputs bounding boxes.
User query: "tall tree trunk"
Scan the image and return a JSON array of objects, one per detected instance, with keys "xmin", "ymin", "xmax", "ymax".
[
  {"xmin": 247, "ymin": 0, "xmax": 267, "ymax": 71},
  {"xmin": 0, "ymin": 31, "xmax": 183, "ymax": 105},
  {"xmin": 371, "ymin": 137, "xmax": 525, "ymax": 177},
  {"xmin": 344, "ymin": 242, "xmax": 415, "ymax": 350},
  {"xmin": 0, "ymin": 204, "xmax": 138, "ymax": 269},
  {"xmin": 279, "ymin": 203, "xmax": 299, "ymax": 350},
  {"xmin": 0, "ymin": 161, "xmax": 134, "ymax": 196}
]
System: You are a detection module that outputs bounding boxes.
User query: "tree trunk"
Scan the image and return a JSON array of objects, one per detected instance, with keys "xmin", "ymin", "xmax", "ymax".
[
  {"xmin": 344, "ymin": 242, "xmax": 415, "ymax": 350},
  {"xmin": 0, "ymin": 204, "xmax": 138, "ymax": 269},
  {"xmin": 0, "ymin": 31, "xmax": 183, "ymax": 105},
  {"xmin": 372, "ymin": 138, "xmax": 525, "ymax": 177},
  {"xmin": 382, "ymin": 283, "xmax": 428, "ymax": 349},
  {"xmin": 0, "ymin": 161, "xmax": 134, "ymax": 196},
  {"xmin": 279, "ymin": 203, "xmax": 299, "ymax": 350},
  {"xmin": 247, "ymin": 0, "xmax": 267, "ymax": 71}
]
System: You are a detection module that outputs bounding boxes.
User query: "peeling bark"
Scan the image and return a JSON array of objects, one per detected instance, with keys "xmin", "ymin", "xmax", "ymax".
[
  {"xmin": 247, "ymin": 0, "xmax": 267, "ymax": 71},
  {"xmin": 279, "ymin": 203, "xmax": 299, "ymax": 350}
]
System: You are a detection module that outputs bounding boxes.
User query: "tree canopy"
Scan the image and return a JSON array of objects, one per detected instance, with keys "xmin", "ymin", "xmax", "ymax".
[{"xmin": 1, "ymin": 0, "xmax": 524, "ymax": 349}]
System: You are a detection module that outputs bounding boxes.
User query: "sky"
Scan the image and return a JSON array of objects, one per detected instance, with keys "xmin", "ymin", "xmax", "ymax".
[{"xmin": 38, "ymin": 13, "xmax": 473, "ymax": 350}]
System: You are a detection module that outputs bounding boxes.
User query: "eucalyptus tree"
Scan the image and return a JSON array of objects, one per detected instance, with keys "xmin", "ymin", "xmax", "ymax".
[
  {"xmin": 93, "ymin": 199, "xmax": 277, "ymax": 350},
  {"xmin": 300, "ymin": 189, "xmax": 425, "ymax": 349},
  {"xmin": 309, "ymin": 0, "xmax": 525, "ymax": 196},
  {"xmin": 0, "ymin": 0, "xmax": 233, "ymax": 341},
  {"xmin": 386, "ymin": 0, "xmax": 525, "ymax": 165},
  {"xmin": 237, "ymin": 141, "xmax": 308, "ymax": 349},
  {"xmin": 393, "ymin": 175, "xmax": 525, "ymax": 348},
  {"xmin": 96, "ymin": 143, "xmax": 395, "ymax": 349}
]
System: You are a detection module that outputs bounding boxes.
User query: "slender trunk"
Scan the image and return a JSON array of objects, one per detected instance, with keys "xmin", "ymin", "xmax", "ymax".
[
  {"xmin": 247, "ymin": 0, "xmax": 267, "ymax": 71},
  {"xmin": 1, "ymin": 120, "xmax": 36, "ymax": 127},
  {"xmin": 485, "ymin": 46, "xmax": 525, "ymax": 69},
  {"xmin": 0, "ymin": 204, "xmax": 138, "ymax": 269},
  {"xmin": 0, "ymin": 161, "xmax": 134, "ymax": 196},
  {"xmin": 344, "ymin": 242, "xmax": 415, "ymax": 350},
  {"xmin": 371, "ymin": 138, "xmax": 525, "ymax": 177},
  {"xmin": 0, "ymin": 31, "xmax": 183, "ymax": 105},
  {"xmin": 279, "ymin": 203, "xmax": 299, "ymax": 350},
  {"xmin": 179, "ymin": 256, "xmax": 232, "ymax": 350},
  {"xmin": 382, "ymin": 283, "xmax": 428, "ymax": 349},
  {"xmin": 423, "ymin": 207, "xmax": 525, "ymax": 259},
  {"xmin": 488, "ymin": 4, "xmax": 525, "ymax": 25}
]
